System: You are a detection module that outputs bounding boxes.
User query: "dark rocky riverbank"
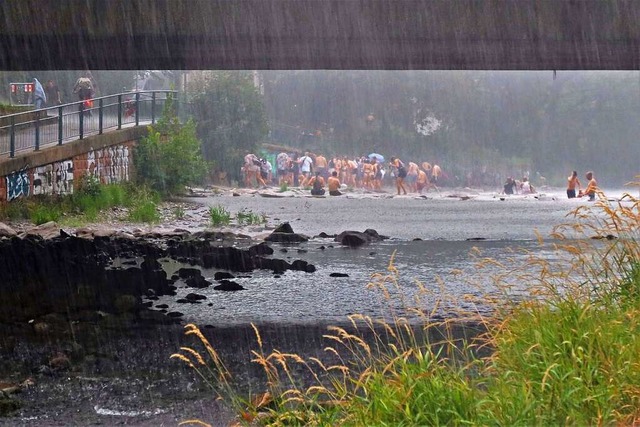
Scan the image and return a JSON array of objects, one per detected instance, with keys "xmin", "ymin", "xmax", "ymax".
[{"xmin": 0, "ymin": 218, "xmax": 443, "ymax": 425}]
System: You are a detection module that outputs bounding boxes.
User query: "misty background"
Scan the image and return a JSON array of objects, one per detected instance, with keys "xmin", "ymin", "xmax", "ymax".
[{"xmin": 2, "ymin": 70, "xmax": 638, "ymax": 187}]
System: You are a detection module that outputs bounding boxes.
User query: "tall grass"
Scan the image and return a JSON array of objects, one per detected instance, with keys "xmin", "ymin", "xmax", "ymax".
[
  {"xmin": 174, "ymin": 185, "xmax": 640, "ymax": 426},
  {"xmin": 0, "ymin": 177, "xmax": 161, "ymax": 225}
]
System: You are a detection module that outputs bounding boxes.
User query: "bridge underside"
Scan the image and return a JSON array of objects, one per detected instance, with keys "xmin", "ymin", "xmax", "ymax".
[{"xmin": 2, "ymin": 0, "xmax": 640, "ymax": 71}]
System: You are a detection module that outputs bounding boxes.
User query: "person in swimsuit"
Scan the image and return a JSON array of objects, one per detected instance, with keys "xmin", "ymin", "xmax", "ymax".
[
  {"xmin": 390, "ymin": 157, "xmax": 408, "ymax": 195},
  {"xmin": 327, "ymin": 171, "xmax": 342, "ymax": 196},
  {"xmin": 566, "ymin": 170, "xmax": 581, "ymax": 199},
  {"xmin": 583, "ymin": 171, "xmax": 598, "ymax": 201}
]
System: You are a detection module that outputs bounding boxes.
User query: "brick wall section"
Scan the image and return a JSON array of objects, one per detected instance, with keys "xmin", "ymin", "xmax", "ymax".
[
  {"xmin": 0, "ymin": 127, "xmax": 146, "ymax": 202},
  {"xmin": 0, "ymin": 174, "xmax": 5, "ymax": 201}
]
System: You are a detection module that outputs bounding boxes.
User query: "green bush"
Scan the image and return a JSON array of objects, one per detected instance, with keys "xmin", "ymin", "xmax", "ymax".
[
  {"xmin": 136, "ymin": 95, "xmax": 209, "ymax": 196},
  {"xmin": 102, "ymin": 184, "xmax": 128, "ymax": 207},
  {"xmin": 29, "ymin": 204, "xmax": 62, "ymax": 225}
]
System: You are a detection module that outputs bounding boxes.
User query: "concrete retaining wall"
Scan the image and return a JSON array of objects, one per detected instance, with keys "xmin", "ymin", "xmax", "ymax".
[{"xmin": 0, "ymin": 127, "xmax": 148, "ymax": 201}]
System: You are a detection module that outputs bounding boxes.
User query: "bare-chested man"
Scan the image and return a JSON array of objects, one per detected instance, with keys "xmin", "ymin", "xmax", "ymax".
[
  {"xmin": 327, "ymin": 170, "xmax": 342, "ymax": 196},
  {"xmin": 407, "ymin": 161, "xmax": 419, "ymax": 193}
]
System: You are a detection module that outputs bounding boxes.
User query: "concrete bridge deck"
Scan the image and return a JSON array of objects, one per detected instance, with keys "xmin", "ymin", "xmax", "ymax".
[{"xmin": 2, "ymin": 0, "xmax": 640, "ymax": 71}]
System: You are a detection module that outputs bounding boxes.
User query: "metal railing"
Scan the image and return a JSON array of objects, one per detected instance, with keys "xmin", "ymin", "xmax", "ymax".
[{"xmin": 0, "ymin": 90, "xmax": 178, "ymax": 158}]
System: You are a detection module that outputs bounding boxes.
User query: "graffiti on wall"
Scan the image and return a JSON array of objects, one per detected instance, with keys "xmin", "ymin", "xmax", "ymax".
[
  {"xmin": 6, "ymin": 169, "xmax": 30, "ymax": 201},
  {"xmin": 1, "ymin": 141, "xmax": 135, "ymax": 202},
  {"xmin": 87, "ymin": 145, "xmax": 130, "ymax": 184},
  {"xmin": 33, "ymin": 160, "xmax": 74, "ymax": 196}
]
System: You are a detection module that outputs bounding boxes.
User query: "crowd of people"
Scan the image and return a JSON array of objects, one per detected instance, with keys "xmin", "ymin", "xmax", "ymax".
[
  {"xmin": 502, "ymin": 169, "xmax": 599, "ymax": 201},
  {"xmin": 242, "ymin": 151, "xmax": 444, "ymax": 196}
]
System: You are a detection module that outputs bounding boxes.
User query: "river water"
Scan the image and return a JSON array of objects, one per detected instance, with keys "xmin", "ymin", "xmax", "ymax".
[{"xmin": 154, "ymin": 186, "xmax": 630, "ymax": 326}]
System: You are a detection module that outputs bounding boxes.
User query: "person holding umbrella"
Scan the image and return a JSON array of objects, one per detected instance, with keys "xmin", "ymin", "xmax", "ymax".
[{"xmin": 368, "ymin": 153, "xmax": 385, "ymax": 163}]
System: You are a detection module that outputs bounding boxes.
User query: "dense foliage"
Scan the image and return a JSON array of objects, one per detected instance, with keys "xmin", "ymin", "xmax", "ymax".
[
  {"xmin": 136, "ymin": 96, "xmax": 208, "ymax": 196},
  {"xmin": 188, "ymin": 71, "xmax": 269, "ymax": 183}
]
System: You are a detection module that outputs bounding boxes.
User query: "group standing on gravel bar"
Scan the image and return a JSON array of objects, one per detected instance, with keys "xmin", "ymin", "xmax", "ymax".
[{"xmin": 243, "ymin": 151, "xmax": 443, "ymax": 195}]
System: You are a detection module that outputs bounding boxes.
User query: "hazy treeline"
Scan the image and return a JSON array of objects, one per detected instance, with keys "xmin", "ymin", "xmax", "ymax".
[{"xmin": 261, "ymin": 71, "xmax": 640, "ymax": 187}]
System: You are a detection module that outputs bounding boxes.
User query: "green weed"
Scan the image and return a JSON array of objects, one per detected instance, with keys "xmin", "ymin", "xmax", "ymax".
[
  {"xmin": 128, "ymin": 200, "xmax": 160, "ymax": 223},
  {"xmin": 235, "ymin": 209, "xmax": 266, "ymax": 226},
  {"xmin": 29, "ymin": 204, "xmax": 62, "ymax": 225},
  {"xmin": 173, "ymin": 206, "xmax": 186, "ymax": 220},
  {"xmin": 209, "ymin": 205, "xmax": 231, "ymax": 226}
]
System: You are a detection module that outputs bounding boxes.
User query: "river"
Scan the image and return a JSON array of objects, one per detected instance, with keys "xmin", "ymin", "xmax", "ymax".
[
  {"xmin": 153, "ymin": 186, "xmax": 629, "ymax": 326},
  {"xmin": 3, "ymin": 185, "xmax": 630, "ymax": 426}
]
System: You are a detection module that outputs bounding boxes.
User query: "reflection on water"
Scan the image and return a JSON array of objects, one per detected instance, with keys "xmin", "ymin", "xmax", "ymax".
[{"xmin": 153, "ymin": 238, "xmax": 569, "ymax": 326}]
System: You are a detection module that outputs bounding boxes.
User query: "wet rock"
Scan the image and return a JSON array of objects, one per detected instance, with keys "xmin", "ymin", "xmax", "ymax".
[
  {"xmin": 213, "ymin": 280, "xmax": 245, "ymax": 291},
  {"xmin": 166, "ymin": 311, "xmax": 184, "ymax": 318},
  {"xmin": 336, "ymin": 229, "xmax": 388, "ymax": 247},
  {"xmin": 26, "ymin": 221, "xmax": 60, "ymax": 240},
  {"xmin": 274, "ymin": 222, "xmax": 294, "ymax": 234},
  {"xmin": 316, "ymin": 232, "xmax": 337, "ymax": 238},
  {"xmin": 255, "ymin": 257, "xmax": 290, "ymax": 274},
  {"xmin": 185, "ymin": 293, "xmax": 207, "ymax": 301},
  {"xmin": 214, "ymin": 271, "xmax": 235, "ymax": 280},
  {"xmin": 155, "ymin": 304, "xmax": 169, "ymax": 309},
  {"xmin": 248, "ymin": 242, "xmax": 274, "ymax": 256},
  {"xmin": 265, "ymin": 222, "xmax": 310, "ymax": 243},
  {"xmin": 337, "ymin": 232, "xmax": 367, "ymax": 247},
  {"xmin": 329, "ymin": 272, "xmax": 349, "ymax": 277},
  {"xmin": 177, "ymin": 267, "xmax": 202, "ymax": 279},
  {"xmin": 290, "ymin": 259, "xmax": 316, "ymax": 273},
  {"xmin": 265, "ymin": 232, "xmax": 309, "ymax": 243},
  {"xmin": 0, "ymin": 222, "xmax": 17, "ymax": 238},
  {"xmin": 185, "ymin": 276, "xmax": 212, "ymax": 289}
]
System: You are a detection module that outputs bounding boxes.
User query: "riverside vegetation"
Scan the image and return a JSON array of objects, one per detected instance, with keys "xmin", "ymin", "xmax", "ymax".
[
  {"xmin": 0, "ymin": 94, "xmax": 207, "ymax": 227},
  {"xmin": 173, "ymin": 184, "xmax": 640, "ymax": 426}
]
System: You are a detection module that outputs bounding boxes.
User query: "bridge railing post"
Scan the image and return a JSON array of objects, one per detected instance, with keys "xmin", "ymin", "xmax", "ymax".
[
  {"xmin": 79, "ymin": 103, "xmax": 84, "ymax": 140},
  {"xmin": 58, "ymin": 106, "xmax": 63, "ymax": 145},
  {"xmin": 117, "ymin": 94, "xmax": 122, "ymax": 130},
  {"xmin": 151, "ymin": 92, "xmax": 156, "ymax": 124},
  {"xmin": 135, "ymin": 92, "xmax": 140, "ymax": 126},
  {"xmin": 98, "ymin": 98, "xmax": 104, "ymax": 134},
  {"xmin": 9, "ymin": 116, "xmax": 15, "ymax": 158},
  {"xmin": 34, "ymin": 113, "xmax": 40, "ymax": 151}
]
